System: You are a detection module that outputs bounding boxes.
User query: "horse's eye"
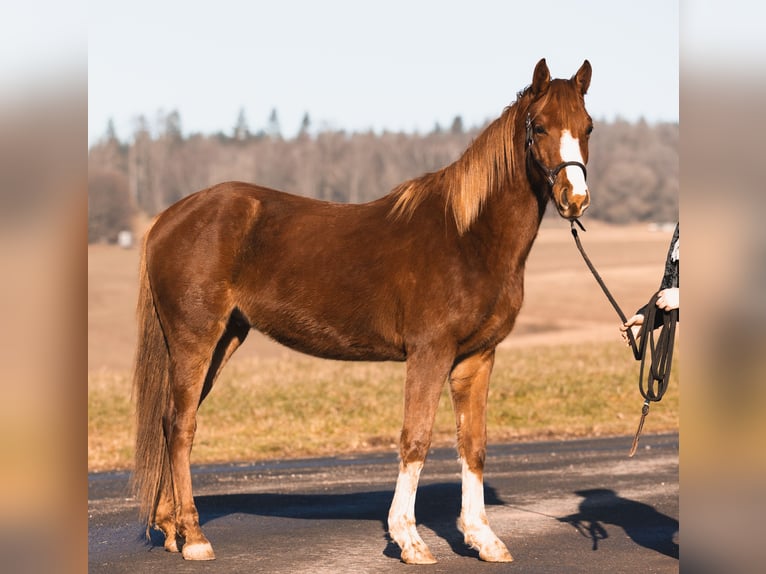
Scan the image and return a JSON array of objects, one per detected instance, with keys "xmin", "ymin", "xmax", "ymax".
[
  {"xmin": 533, "ymin": 125, "xmax": 546, "ymax": 135},
  {"xmin": 586, "ymin": 124, "xmax": 594, "ymax": 136}
]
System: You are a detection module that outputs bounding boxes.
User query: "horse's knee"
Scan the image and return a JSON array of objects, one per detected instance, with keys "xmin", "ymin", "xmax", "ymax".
[
  {"xmin": 456, "ymin": 428, "xmax": 486, "ymax": 469},
  {"xmin": 461, "ymin": 446, "xmax": 486, "ymax": 473},
  {"xmin": 399, "ymin": 430, "xmax": 431, "ymax": 464}
]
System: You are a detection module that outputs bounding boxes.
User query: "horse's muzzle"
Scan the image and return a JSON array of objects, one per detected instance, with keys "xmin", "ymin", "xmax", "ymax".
[{"xmin": 556, "ymin": 186, "xmax": 590, "ymax": 220}]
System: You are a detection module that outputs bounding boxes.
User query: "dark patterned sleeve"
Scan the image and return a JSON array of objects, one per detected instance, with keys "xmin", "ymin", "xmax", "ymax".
[
  {"xmin": 637, "ymin": 223, "xmax": 679, "ymax": 327},
  {"xmin": 659, "ymin": 223, "xmax": 679, "ymax": 290}
]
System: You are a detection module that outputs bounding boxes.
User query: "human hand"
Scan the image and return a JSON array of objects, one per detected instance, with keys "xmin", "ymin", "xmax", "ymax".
[
  {"xmin": 655, "ymin": 288, "xmax": 679, "ymax": 311},
  {"xmin": 620, "ymin": 313, "xmax": 644, "ymax": 346}
]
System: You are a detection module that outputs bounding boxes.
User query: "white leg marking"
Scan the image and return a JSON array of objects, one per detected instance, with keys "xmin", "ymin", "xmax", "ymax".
[
  {"xmin": 560, "ymin": 130, "xmax": 588, "ymax": 196},
  {"xmin": 458, "ymin": 459, "xmax": 513, "ymax": 562},
  {"xmin": 388, "ymin": 461, "xmax": 436, "ymax": 564}
]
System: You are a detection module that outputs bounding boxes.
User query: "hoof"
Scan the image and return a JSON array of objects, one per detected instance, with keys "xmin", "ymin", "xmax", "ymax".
[
  {"xmin": 479, "ymin": 546, "xmax": 514, "ymax": 563},
  {"xmin": 400, "ymin": 546, "xmax": 437, "ymax": 565},
  {"xmin": 181, "ymin": 542, "xmax": 216, "ymax": 561},
  {"xmin": 477, "ymin": 539, "xmax": 514, "ymax": 563},
  {"xmin": 163, "ymin": 537, "xmax": 179, "ymax": 553},
  {"xmin": 459, "ymin": 518, "xmax": 513, "ymax": 563},
  {"xmin": 152, "ymin": 524, "xmax": 179, "ymax": 553}
]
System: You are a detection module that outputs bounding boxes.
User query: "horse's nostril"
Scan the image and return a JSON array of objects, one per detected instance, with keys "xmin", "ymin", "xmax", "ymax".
[{"xmin": 559, "ymin": 189, "xmax": 570, "ymax": 208}]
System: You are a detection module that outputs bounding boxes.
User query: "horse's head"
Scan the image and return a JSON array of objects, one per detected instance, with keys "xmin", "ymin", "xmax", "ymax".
[{"xmin": 525, "ymin": 58, "xmax": 593, "ymax": 220}]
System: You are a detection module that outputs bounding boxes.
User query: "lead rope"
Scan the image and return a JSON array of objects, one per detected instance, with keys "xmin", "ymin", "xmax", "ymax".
[
  {"xmin": 629, "ymin": 293, "xmax": 677, "ymax": 456},
  {"xmin": 569, "ymin": 221, "xmax": 677, "ymax": 457}
]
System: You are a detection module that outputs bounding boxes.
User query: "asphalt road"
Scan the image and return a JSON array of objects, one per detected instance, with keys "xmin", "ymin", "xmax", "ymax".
[{"xmin": 88, "ymin": 433, "xmax": 678, "ymax": 573}]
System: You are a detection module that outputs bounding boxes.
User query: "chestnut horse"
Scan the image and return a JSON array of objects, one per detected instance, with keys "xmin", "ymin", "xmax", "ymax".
[{"xmin": 132, "ymin": 58, "xmax": 593, "ymax": 564}]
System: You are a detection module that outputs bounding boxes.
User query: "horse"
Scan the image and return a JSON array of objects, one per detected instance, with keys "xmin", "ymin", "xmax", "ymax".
[{"xmin": 132, "ymin": 58, "xmax": 593, "ymax": 564}]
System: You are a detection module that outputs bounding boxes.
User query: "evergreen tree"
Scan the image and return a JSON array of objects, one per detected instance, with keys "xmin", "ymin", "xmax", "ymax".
[
  {"xmin": 234, "ymin": 107, "xmax": 250, "ymax": 140},
  {"xmin": 163, "ymin": 110, "xmax": 183, "ymax": 141},
  {"xmin": 105, "ymin": 118, "xmax": 119, "ymax": 143},
  {"xmin": 299, "ymin": 112, "xmax": 311, "ymax": 137},
  {"xmin": 450, "ymin": 115, "xmax": 464, "ymax": 134},
  {"xmin": 267, "ymin": 108, "xmax": 281, "ymax": 138}
]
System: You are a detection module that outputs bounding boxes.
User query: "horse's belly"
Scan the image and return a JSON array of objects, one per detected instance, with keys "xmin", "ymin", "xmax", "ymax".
[{"xmin": 249, "ymin": 305, "xmax": 406, "ymax": 362}]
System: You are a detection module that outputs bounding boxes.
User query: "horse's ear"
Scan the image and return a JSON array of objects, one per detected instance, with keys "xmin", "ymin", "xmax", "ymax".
[
  {"xmin": 531, "ymin": 58, "xmax": 550, "ymax": 96},
  {"xmin": 573, "ymin": 60, "xmax": 592, "ymax": 95}
]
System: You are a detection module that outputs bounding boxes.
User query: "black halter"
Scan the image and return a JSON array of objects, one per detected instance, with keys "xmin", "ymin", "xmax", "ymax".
[{"xmin": 525, "ymin": 113, "xmax": 587, "ymax": 187}]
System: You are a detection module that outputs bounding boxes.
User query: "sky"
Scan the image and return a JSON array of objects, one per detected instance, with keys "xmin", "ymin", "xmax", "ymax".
[{"xmin": 87, "ymin": 0, "xmax": 679, "ymax": 147}]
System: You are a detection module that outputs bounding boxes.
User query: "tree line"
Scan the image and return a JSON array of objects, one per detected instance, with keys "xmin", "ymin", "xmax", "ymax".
[{"xmin": 88, "ymin": 110, "xmax": 678, "ymax": 243}]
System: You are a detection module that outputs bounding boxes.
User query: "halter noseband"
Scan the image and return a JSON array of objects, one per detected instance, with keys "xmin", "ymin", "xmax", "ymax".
[{"xmin": 525, "ymin": 113, "xmax": 587, "ymax": 187}]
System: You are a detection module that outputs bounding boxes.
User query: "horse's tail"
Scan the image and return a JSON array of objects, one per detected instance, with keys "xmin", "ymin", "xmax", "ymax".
[{"xmin": 130, "ymin": 233, "xmax": 171, "ymax": 532}]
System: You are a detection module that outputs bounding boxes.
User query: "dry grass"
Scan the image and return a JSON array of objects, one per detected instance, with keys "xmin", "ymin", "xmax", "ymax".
[
  {"xmin": 88, "ymin": 344, "xmax": 678, "ymax": 471},
  {"xmin": 88, "ymin": 222, "xmax": 679, "ymax": 472}
]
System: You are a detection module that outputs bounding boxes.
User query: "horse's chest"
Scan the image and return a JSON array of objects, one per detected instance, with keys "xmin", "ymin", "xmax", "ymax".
[{"xmin": 458, "ymin": 285, "xmax": 523, "ymax": 353}]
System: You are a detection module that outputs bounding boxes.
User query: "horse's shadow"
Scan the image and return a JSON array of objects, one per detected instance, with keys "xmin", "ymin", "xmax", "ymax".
[
  {"xmin": 177, "ymin": 482, "xmax": 506, "ymax": 560},
  {"xmin": 557, "ymin": 488, "xmax": 678, "ymax": 559}
]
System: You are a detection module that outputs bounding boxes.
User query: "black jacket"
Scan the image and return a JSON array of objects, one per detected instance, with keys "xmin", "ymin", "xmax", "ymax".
[{"xmin": 638, "ymin": 222, "xmax": 679, "ymax": 329}]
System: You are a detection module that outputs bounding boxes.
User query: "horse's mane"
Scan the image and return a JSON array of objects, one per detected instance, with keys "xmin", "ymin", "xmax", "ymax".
[{"xmin": 390, "ymin": 87, "xmax": 537, "ymax": 235}]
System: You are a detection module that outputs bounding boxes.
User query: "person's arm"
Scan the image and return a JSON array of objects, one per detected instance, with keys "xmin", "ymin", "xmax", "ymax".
[
  {"xmin": 619, "ymin": 223, "xmax": 679, "ymax": 346},
  {"xmin": 620, "ymin": 313, "xmax": 644, "ymax": 346}
]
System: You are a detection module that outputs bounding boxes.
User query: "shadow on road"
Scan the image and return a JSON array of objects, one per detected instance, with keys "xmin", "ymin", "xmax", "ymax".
[
  {"xmin": 187, "ymin": 482, "xmax": 506, "ymax": 561},
  {"xmin": 558, "ymin": 488, "xmax": 678, "ymax": 559}
]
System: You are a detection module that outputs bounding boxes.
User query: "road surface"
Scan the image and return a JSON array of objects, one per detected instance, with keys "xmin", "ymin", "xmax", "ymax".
[{"xmin": 88, "ymin": 433, "xmax": 678, "ymax": 573}]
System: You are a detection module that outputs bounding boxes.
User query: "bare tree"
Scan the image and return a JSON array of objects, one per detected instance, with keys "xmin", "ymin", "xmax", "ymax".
[
  {"xmin": 88, "ymin": 115, "xmax": 678, "ymax": 241},
  {"xmin": 88, "ymin": 168, "xmax": 134, "ymax": 243}
]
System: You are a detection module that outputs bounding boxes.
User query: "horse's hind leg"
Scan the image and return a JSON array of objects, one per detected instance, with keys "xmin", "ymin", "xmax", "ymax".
[
  {"xmin": 388, "ymin": 346, "xmax": 454, "ymax": 564},
  {"xmin": 162, "ymin": 311, "xmax": 248, "ymax": 560},
  {"xmin": 449, "ymin": 349, "xmax": 513, "ymax": 562},
  {"xmin": 152, "ymin": 313, "xmax": 248, "ymax": 555},
  {"xmin": 153, "ymin": 429, "xmax": 179, "ymax": 552},
  {"xmin": 164, "ymin": 351, "xmax": 216, "ymax": 560}
]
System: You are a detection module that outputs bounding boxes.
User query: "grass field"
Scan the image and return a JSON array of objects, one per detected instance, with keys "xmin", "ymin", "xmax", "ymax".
[{"xmin": 88, "ymin": 222, "xmax": 679, "ymax": 471}]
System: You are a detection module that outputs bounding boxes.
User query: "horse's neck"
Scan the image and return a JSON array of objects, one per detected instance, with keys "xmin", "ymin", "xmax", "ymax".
[
  {"xmin": 467, "ymin": 102, "xmax": 546, "ymax": 250},
  {"xmin": 468, "ymin": 165, "xmax": 546, "ymax": 274}
]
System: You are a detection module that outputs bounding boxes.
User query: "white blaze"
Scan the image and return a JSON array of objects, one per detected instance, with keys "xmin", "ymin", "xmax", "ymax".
[{"xmin": 560, "ymin": 130, "xmax": 588, "ymax": 196}]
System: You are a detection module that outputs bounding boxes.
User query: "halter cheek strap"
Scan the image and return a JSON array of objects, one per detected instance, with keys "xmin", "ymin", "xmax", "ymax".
[{"xmin": 525, "ymin": 113, "xmax": 588, "ymax": 186}]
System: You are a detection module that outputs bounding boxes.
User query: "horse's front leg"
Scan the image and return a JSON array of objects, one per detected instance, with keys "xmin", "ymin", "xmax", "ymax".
[
  {"xmin": 388, "ymin": 346, "xmax": 454, "ymax": 564},
  {"xmin": 449, "ymin": 349, "xmax": 513, "ymax": 562}
]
